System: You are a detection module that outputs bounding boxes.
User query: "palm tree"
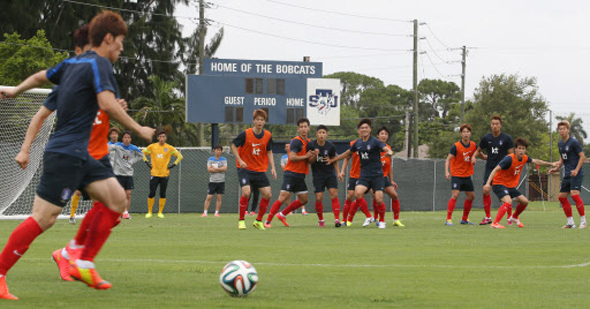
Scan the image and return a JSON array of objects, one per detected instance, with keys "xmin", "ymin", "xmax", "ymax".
[{"xmin": 556, "ymin": 113, "xmax": 587, "ymax": 145}]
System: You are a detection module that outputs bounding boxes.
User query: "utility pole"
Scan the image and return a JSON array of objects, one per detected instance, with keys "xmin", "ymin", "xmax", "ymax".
[
  {"xmin": 460, "ymin": 45, "xmax": 467, "ymax": 122},
  {"xmin": 412, "ymin": 19, "xmax": 419, "ymax": 158},
  {"xmin": 198, "ymin": 0, "xmax": 207, "ymax": 147}
]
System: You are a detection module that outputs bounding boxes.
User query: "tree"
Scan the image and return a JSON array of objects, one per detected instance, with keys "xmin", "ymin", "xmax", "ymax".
[
  {"xmin": 323, "ymin": 72, "xmax": 383, "ymax": 107},
  {"xmin": 418, "ymin": 79, "xmax": 461, "ymax": 120},
  {"xmin": 555, "ymin": 112, "xmax": 587, "ymax": 145},
  {"xmin": 0, "ymin": 31, "xmax": 68, "ymax": 86}
]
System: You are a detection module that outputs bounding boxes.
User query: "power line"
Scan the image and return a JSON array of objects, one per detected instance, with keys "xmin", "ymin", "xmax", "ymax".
[
  {"xmin": 62, "ymin": 0, "xmax": 207, "ymax": 21},
  {"xmin": 422, "ymin": 37, "xmax": 458, "ymax": 64},
  {"xmin": 421, "ymin": 23, "xmax": 451, "ymax": 50},
  {"xmin": 266, "ymin": 0, "xmax": 412, "ymax": 23},
  {"xmin": 215, "ymin": 4, "xmax": 411, "ymax": 37}
]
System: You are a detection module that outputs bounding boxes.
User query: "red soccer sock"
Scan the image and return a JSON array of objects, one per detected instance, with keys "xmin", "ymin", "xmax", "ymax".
[
  {"xmin": 572, "ymin": 195, "xmax": 585, "ymax": 216},
  {"xmin": 559, "ymin": 196, "xmax": 573, "ymax": 217},
  {"xmin": 331, "ymin": 198, "xmax": 340, "ymax": 220},
  {"xmin": 343, "ymin": 200, "xmax": 351, "ymax": 222},
  {"xmin": 256, "ymin": 198, "xmax": 270, "ymax": 221},
  {"xmin": 506, "ymin": 206, "xmax": 513, "ymax": 219},
  {"xmin": 266, "ymin": 200, "xmax": 282, "ymax": 223},
  {"xmin": 348, "ymin": 201, "xmax": 358, "ymax": 222},
  {"xmin": 80, "ymin": 204, "xmax": 122, "ymax": 262},
  {"xmin": 378, "ymin": 202, "xmax": 386, "ymax": 222},
  {"xmin": 494, "ymin": 202, "xmax": 511, "ymax": 224},
  {"xmin": 238, "ymin": 196, "xmax": 249, "ymax": 220},
  {"xmin": 513, "ymin": 203, "xmax": 527, "ymax": 219},
  {"xmin": 462, "ymin": 199, "xmax": 473, "ymax": 221},
  {"xmin": 74, "ymin": 202, "xmax": 101, "ymax": 246},
  {"xmin": 0, "ymin": 217, "xmax": 43, "ymax": 275},
  {"xmin": 282, "ymin": 200, "xmax": 303, "ymax": 216},
  {"xmin": 372, "ymin": 200, "xmax": 378, "ymax": 219},
  {"xmin": 483, "ymin": 194, "xmax": 492, "ymax": 218},
  {"xmin": 446, "ymin": 198, "xmax": 457, "ymax": 220},
  {"xmin": 392, "ymin": 199, "xmax": 400, "ymax": 220},
  {"xmin": 359, "ymin": 199, "xmax": 372, "ymax": 218},
  {"xmin": 315, "ymin": 201, "xmax": 324, "ymax": 221}
]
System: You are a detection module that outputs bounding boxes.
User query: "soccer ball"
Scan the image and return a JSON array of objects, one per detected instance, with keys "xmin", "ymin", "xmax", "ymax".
[{"xmin": 219, "ymin": 260, "xmax": 258, "ymax": 297}]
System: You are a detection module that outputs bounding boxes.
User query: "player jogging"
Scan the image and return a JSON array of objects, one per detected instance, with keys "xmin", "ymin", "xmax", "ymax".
[
  {"xmin": 202, "ymin": 145, "xmax": 227, "ymax": 217},
  {"xmin": 472, "ymin": 115, "xmax": 514, "ymax": 225},
  {"xmin": 0, "ymin": 10, "xmax": 154, "ymax": 298},
  {"xmin": 265, "ymin": 117, "xmax": 315, "ymax": 227},
  {"xmin": 548, "ymin": 120, "xmax": 588, "ymax": 229},
  {"xmin": 307, "ymin": 125, "xmax": 342, "ymax": 227},
  {"xmin": 142, "ymin": 130, "xmax": 183, "ymax": 218},
  {"xmin": 231, "ymin": 109, "xmax": 277, "ymax": 230},
  {"xmin": 485, "ymin": 138, "xmax": 556, "ymax": 228},
  {"xmin": 110, "ymin": 130, "xmax": 143, "ymax": 219},
  {"xmin": 375, "ymin": 126, "xmax": 403, "ymax": 228},
  {"xmin": 444, "ymin": 123, "xmax": 477, "ymax": 226}
]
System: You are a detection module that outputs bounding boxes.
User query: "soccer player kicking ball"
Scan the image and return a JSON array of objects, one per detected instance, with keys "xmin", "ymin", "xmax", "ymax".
[
  {"xmin": 444, "ymin": 124, "xmax": 477, "ymax": 226},
  {"xmin": 548, "ymin": 120, "xmax": 588, "ymax": 229},
  {"xmin": 472, "ymin": 115, "xmax": 514, "ymax": 225},
  {"xmin": 143, "ymin": 130, "xmax": 183, "ymax": 218},
  {"xmin": 307, "ymin": 125, "xmax": 342, "ymax": 227},
  {"xmin": 485, "ymin": 138, "xmax": 556, "ymax": 228},
  {"xmin": 0, "ymin": 10, "xmax": 155, "ymax": 299},
  {"xmin": 231, "ymin": 109, "xmax": 277, "ymax": 230},
  {"xmin": 265, "ymin": 118, "xmax": 315, "ymax": 227},
  {"xmin": 328, "ymin": 119, "xmax": 393, "ymax": 228}
]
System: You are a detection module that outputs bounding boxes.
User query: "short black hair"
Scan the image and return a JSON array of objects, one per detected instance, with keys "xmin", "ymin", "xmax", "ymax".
[
  {"xmin": 157, "ymin": 130, "xmax": 167, "ymax": 137},
  {"xmin": 317, "ymin": 125, "xmax": 328, "ymax": 132},
  {"xmin": 213, "ymin": 144, "xmax": 223, "ymax": 151},
  {"xmin": 514, "ymin": 138, "xmax": 529, "ymax": 148},
  {"xmin": 121, "ymin": 130, "xmax": 132, "ymax": 139},
  {"xmin": 357, "ymin": 118, "xmax": 372, "ymax": 129},
  {"xmin": 297, "ymin": 117, "xmax": 310, "ymax": 126},
  {"xmin": 376, "ymin": 126, "xmax": 390, "ymax": 136}
]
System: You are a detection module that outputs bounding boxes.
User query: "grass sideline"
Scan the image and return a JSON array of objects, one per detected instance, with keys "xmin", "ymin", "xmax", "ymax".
[{"xmin": 0, "ymin": 201, "xmax": 588, "ymax": 308}]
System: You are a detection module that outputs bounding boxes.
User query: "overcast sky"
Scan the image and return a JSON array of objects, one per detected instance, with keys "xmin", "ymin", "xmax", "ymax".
[{"xmin": 179, "ymin": 0, "xmax": 590, "ymax": 134}]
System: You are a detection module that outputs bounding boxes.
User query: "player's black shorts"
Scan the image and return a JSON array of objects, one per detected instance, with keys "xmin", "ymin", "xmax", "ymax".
[
  {"xmin": 281, "ymin": 174, "xmax": 308, "ymax": 193},
  {"xmin": 237, "ymin": 168, "xmax": 270, "ymax": 189},
  {"xmin": 149, "ymin": 176, "xmax": 169, "ymax": 198},
  {"xmin": 492, "ymin": 185, "xmax": 522, "ymax": 200},
  {"xmin": 451, "ymin": 176, "xmax": 474, "ymax": 192},
  {"xmin": 80, "ymin": 155, "xmax": 113, "ymax": 200},
  {"xmin": 483, "ymin": 168, "xmax": 494, "ymax": 186},
  {"xmin": 312, "ymin": 174, "xmax": 338, "ymax": 193},
  {"xmin": 116, "ymin": 175, "xmax": 135, "ymax": 190},
  {"xmin": 347, "ymin": 177, "xmax": 358, "ymax": 191},
  {"xmin": 384, "ymin": 176, "xmax": 394, "ymax": 188},
  {"xmin": 37, "ymin": 152, "xmax": 114, "ymax": 207},
  {"xmin": 357, "ymin": 176, "xmax": 385, "ymax": 193},
  {"xmin": 560, "ymin": 174, "xmax": 584, "ymax": 192},
  {"xmin": 207, "ymin": 182, "xmax": 225, "ymax": 195}
]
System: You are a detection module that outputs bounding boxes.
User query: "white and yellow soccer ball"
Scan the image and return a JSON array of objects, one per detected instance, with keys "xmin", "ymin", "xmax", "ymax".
[{"xmin": 219, "ymin": 260, "xmax": 258, "ymax": 297}]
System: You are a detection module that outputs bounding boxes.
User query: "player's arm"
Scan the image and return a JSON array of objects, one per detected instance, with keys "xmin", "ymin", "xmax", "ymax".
[
  {"xmin": 327, "ymin": 149, "xmax": 352, "ymax": 165},
  {"xmin": 15, "ymin": 106, "xmax": 54, "ymax": 169},
  {"xmin": 142, "ymin": 147, "xmax": 152, "ymax": 168},
  {"xmin": 571, "ymin": 151, "xmax": 586, "ymax": 177},
  {"xmin": 168, "ymin": 150, "xmax": 183, "ymax": 169},
  {"xmin": 129, "ymin": 148, "xmax": 143, "ymax": 165},
  {"xmin": 97, "ymin": 91, "xmax": 154, "ymax": 142},
  {"xmin": 548, "ymin": 157, "xmax": 564, "ymax": 174},
  {"xmin": 483, "ymin": 165, "xmax": 502, "ymax": 192},
  {"xmin": 217, "ymin": 159, "xmax": 228, "ymax": 172},
  {"xmin": 444, "ymin": 153, "xmax": 454, "ymax": 180},
  {"xmin": 267, "ymin": 150, "xmax": 277, "ymax": 179},
  {"xmin": 472, "ymin": 147, "xmax": 485, "ymax": 164},
  {"xmin": 381, "ymin": 145, "xmax": 393, "ymax": 157},
  {"xmin": 230, "ymin": 143, "xmax": 246, "ymax": 169},
  {"xmin": 531, "ymin": 158, "xmax": 559, "ymax": 168},
  {"xmin": 0, "ymin": 71, "xmax": 50, "ymax": 100}
]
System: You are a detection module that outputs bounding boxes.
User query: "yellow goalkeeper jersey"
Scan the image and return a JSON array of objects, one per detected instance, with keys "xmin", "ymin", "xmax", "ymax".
[{"xmin": 143, "ymin": 143, "xmax": 179, "ymax": 177}]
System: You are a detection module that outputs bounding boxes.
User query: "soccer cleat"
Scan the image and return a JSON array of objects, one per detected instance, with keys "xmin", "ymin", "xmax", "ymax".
[
  {"xmin": 374, "ymin": 218, "xmax": 380, "ymax": 227},
  {"xmin": 122, "ymin": 212, "xmax": 131, "ymax": 219},
  {"xmin": 335, "ymin": 219, "xmax": 341, "ymax": 228},
  {"xmin": 507, "ymin": 216, "xmax": 513, "ymax": 226},
  {"xmin": 276, "ymin": 213, "xmax": 290, "ymax": 227},
  {"xmin": 512, "ymin": 218, "xmax": 524, "ymax": 228},
  {"xmin": 145, "ymin": 213, "xmax": 152, "ymax": 218},
  {"xmin": 378, "ymin": 222, "xmax": 386, "ymax": 229},
  {"xmin": 263, "ymin": 221, "xmax": 272, "ymax": 228},
  {"xmin": 302, "ymin": 210, "xmax": 309, "ymax": 216},
  {"xmin": 238, "ymin": 220, "xmax": 246, "ymax": 230},
  {"xmin": 0, "ymin": 276, "xmax": 18, "ymax": 300},
  {"xmin": 445, "ymin": 220, "xmax": 454, "ymax": 226},
  {"xmin": 318, "ymin": 220, "xmax": 325, "ymax": 228},
  {"xmin": 460, "ymin": 220, "xmax": 475, "ymax": 225},
  {"xmin": 157, "ymin": 213, "xmax": 164, "ymax": 219},
  {"xmin": 253, "ymin": 220, "xmax": 266, "ymax": 230},
  {"xmin": 200, "ymin": 213, "xmax": 207, "ymax": 217},
  {"xmin": 346, "ymin": 221, "xmax": 352, "ymax": 226},
  {"xmin": 362, "ymin": 217, "xmax": 375, "ymax": 227},
  {"xmin": 52, "ymin": 249, "xmax": 74, "ymax": 281},
  {"xmin": 479, "ymin": 217, "xmax": 492, "ymax": 225},
  {"xmin": 69, "ymin": 217, "xmax": 76, "ymax": 225},
  {"xmin": 249, "ymin": 211, "xmax": 256, "ymax": 216},
  {"xmin": 393, "ymin": 220, "xmax": 405, "ymax": 227},
  {"xmin": 580, "ymin": 222, "xmax": 587, "ymax": 229},
  {"xmin": 69, "ymin": 264, "xmax": 112, "ymax": 290},
  {"xmin": 562, "ymin": 224, "xmax": 576, "ymax": 229},
  {"xmin": 288, "ymin": 212, "xmax": 293, "ymax": 215},
  {"xmin": 215, "ymin": 213, "xmax": 220, "ymax": 217},
  {"xmin": 491, "ymin": 222, "xmax": 506, "ymax": 229}
]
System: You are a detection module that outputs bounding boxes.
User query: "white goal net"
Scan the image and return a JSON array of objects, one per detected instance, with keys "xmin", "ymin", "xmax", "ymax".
[{"xmin": 0, "ymin": 86, "xmax": 91, "ymax": 219}]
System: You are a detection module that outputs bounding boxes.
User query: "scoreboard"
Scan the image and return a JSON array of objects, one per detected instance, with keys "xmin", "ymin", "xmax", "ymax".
[{"xmin": 186, "ymin": 58, "xmax": 340, "ymax": 126}]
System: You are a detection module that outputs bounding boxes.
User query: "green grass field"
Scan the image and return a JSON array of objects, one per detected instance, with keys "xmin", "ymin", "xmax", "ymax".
[{"xmin": 1, "ymin": 201, "xmax": 589, "ymax": 308}]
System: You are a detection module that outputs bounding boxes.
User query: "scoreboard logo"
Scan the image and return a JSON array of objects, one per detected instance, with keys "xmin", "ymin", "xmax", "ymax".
[{"xmin": 309, "ymin": 89, "xmax": 338, "ymax": 116}]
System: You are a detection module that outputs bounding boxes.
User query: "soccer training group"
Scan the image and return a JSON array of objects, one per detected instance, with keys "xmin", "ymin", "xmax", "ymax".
[{"xmin": 0, "ymin": 10, "xmax": 587, "ymax": 301}]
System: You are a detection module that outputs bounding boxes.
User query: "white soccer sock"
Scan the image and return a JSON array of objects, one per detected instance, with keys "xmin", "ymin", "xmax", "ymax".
[
  {"xmin": 581, "ymin": 216, "xmax": 587, "ymax": 223},
  {"xmin": 567, "ymin": 217, "xmax": 575, "ymax": 225},
  {"xmin": 69, "ymin": 239, "xmax": 84, "ymax": 250},
  {"xmin": 76, "ymin": 259, "xmax": 95, "ymax": 269},
  {"xmin": 215, "ymin": 211, "xmax": 219, "ymax": 214},
  {"xmin": 203, "ymin": 210, "xmax": 208, "ymax": 215},
  {"xmin": 61, "ymin": 248, "xmax": 70, "ymax": 259}
]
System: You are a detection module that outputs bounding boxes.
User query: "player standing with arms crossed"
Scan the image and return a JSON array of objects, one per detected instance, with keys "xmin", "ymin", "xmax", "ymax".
[
  {"xmin": 231, "ymin": 109, "xmax": 277, "ymax": 230},
  {"xmin": 202, "ymin": 145, "xmax": 227, "ymax": 217},
  {"xmin": 110, "ymin": 130, "xmax": 143, "ymax": 219}
]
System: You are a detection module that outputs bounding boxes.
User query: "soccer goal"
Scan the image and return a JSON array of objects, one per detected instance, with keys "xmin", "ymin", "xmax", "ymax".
[{"xmin": 0, "ymin": 86, "xmax": 91, "ymax": 220}]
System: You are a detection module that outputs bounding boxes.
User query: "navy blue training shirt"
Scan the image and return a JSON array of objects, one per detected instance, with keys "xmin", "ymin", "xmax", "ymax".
[
  {"xmin": 45, "ymin": 51, "xmax": 119, "ymax": 159},
  {"xmin": 350, "ymin": 136, "xmax": 386, "ymax": 178},
  {"xmin": 308, "ymin": 140, "xmax": 337, "ymax": 177},
  {"xmin": 42, "ymin": 85, "xmax": 59, "ymax": 111},
  {"xmin": 558, "ymin": 137, "xmax": 584, "ymax": 177},
  {"xmin": 479, "ymin": 132, "xmax": 514, "ymax": 170}
]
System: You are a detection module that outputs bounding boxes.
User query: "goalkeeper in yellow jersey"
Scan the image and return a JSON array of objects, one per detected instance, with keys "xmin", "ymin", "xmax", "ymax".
[{"xmin": 142, "ymin": 130, "xmax": 183, "ymax": 218}]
